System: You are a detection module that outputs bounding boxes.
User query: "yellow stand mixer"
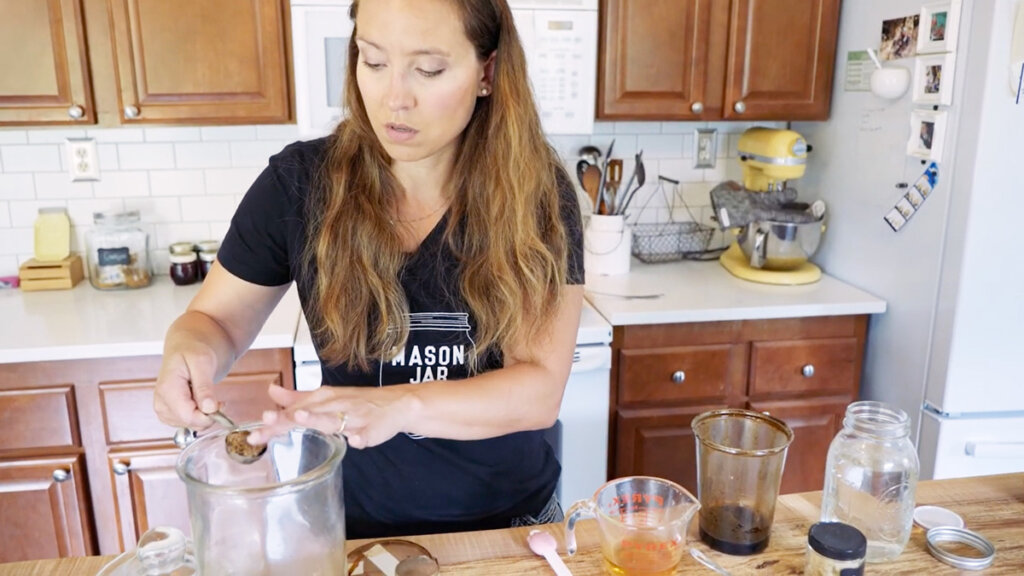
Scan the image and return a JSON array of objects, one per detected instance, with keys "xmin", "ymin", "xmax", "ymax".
[{"xmin": 713, "ymin": 127, "xmax": 825, "ymax": 285}]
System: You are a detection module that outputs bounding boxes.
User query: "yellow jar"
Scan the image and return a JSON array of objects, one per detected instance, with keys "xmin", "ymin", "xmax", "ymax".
[{"xmin": 34, "ymin": 207, "xmax": 71, "ymax": 262}]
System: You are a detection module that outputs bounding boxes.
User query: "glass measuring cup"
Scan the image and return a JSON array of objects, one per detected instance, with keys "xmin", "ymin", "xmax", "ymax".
[
  {"xmin": 692, "ymin": 409, "xmax": 793, "ymax": 556},
  {"xmin": 177, "ymin": 425, "xmax": 347, "ymax": 575},
  {"xmin": 564, "ymin": 476, "xmax": 700, "ymax": 576}
]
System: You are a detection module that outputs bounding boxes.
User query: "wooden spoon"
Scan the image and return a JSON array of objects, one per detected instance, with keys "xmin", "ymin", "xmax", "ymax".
[{"xmin": 582, "ymin": 165, "xmax": 603, "ymax": 214}]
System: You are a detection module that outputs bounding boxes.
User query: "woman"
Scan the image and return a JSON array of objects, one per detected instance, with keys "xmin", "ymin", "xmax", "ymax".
[{"xmin": 154, "ymin": 0, "xmax": 584, "ymax": 538}]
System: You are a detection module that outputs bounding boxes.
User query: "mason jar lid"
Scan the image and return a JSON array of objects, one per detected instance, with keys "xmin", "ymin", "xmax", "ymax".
[
  {"xmin": 198, "ymin": 250, "xmax": 217, "ymax": 262},
  {"xmin": 170, "ymin": 253, "xmax": 198, "ymax": 264},
  {"xmin": 169, "ymin": 242, "xmax": 196, "ymax": 255},
  {"xmin": 808, "ymin": 522, "xmax": 867, "ymax": 561},
  {"xmin": 93, "ymin": 210, "xmax": 141, "ymax": 227}
]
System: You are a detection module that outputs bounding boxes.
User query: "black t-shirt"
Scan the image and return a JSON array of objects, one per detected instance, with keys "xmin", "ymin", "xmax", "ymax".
[{"xmin": 218, "ymin": 137, "xmax": 584, "ymax": 538}]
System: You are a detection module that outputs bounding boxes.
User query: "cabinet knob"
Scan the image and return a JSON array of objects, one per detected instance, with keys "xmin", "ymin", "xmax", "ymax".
[
  {"xmin": 671, "ymin": 370, "xmax": 686, "ymax": 384},
  {"xmin": 112, "ymin": 461, "xmax": 130, "ymax": 475},
  {"xmin": 690, "ymin": 101, "xmax": 704, "ymax": 114},
  {"xmin": 802, "ymin": 364, "xmax": 815, "ymax": 378},
  {"xmin": 67, "ymin": 105, "xmax": 85, "ymax": 119},
  {"xmin": 733, "ymin": 101, "xmax": 747, "ymax": 114},
  {"xmin": 124, "ymin": 105, "xmax": 140, "ymax": 119},
  {"xmin": 52, "ymin": 469, "xmax": 70, "ymax": 483}
]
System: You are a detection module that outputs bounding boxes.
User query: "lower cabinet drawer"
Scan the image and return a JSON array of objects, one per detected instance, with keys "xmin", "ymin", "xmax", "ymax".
[
  {"xmin": 749, "ymin": 338, "xmax": 858, "ymax": 397},
  {"xmin": 618, "ymin": 344, "xmax": 746, "ymax": 405},
  {"xmin": 0, "ymin": 387, "xmax": 77, "ymax": 452}
]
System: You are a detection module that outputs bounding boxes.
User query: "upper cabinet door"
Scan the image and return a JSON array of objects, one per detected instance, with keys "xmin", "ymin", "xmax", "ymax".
[
  {"xmin": 598, "ymin": 0, "xmax": 719, "ymax": 120},
  {"xmin": 107, "ymin": 0, "xmax": 290, "ymax": 124},
  {"xmin": 723, "ymin": 0, "xmax": 840, "ymax": 120},
  {"xmin": 0, "ymin": 0, "xmax": 94, "ymax": 126}
]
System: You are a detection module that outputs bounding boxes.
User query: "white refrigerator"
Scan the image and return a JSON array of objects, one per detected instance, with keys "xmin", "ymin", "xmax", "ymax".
[{"xmin": 794, "ymin": 0, "xmax": 1024, "ymax": 479}]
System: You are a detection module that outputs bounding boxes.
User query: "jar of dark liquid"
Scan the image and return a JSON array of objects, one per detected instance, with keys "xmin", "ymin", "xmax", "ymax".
[
  {"xmin": 198, "ymin": 250, "xmax": 216, "ymax": 280},
  {"xmin": 170, "ymin": 253, "xmax": 199, "ymax": 286}
]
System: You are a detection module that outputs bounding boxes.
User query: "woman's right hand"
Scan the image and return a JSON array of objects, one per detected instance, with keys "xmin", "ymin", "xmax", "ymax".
[{"xmin": 154, "ymin": 342, "xmax": 221, "ymax": 430}]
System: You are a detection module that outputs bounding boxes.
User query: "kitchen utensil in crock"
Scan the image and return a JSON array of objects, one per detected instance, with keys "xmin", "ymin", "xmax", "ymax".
[
  {"xmin": 207, "ymin": 409, "xmax": 267, "ymax": 464},
  {"xmin": 575, "ymin": 159, "xmax": 589, "ymax": 190},
  {"xmin": 615, "ymin": 153, "xmax": 647, "ymax": 216},
  {"xmin": 528, "ymin": 530, "xmax": 573, "ymax": 576},
  {"xmin": 578, "ymin": 145, "xmax": 602, "ymax": 167},
  {"xmin": 596, "ymin": 139, "xmax": 615, "ymax": 215},
  {"xmin": 582, "ymin": 165, "xmax": 603, "ymax": 214},
  {"xmin": 605, "ymin": 159, "xmax": 623, "ymax": 214}
]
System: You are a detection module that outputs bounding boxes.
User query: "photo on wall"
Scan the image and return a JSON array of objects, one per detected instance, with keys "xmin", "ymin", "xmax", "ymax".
[
  {"xmin": 917, "ymin": 0, "xmax": 962, "ymax": 54},
  {"xmin": 913, "ymin": 52, "xmax": 956, "ymax": 105},
  {"xmin": 880, "ymin": 14, "xmax": 920, "ymax": 60},
  {"xmin": 908, "ymin": 110, "xmax": 947, "ymax": 161}
]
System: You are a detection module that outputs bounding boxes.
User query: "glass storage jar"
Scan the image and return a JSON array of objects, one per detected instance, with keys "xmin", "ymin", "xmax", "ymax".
[
  {"xmin": 820, "ymin": 401, "xmax": 919, "ymax": 563},
  {"xmin": 85, "ymin": 210, "xmax": 152, "ymax": 290}
]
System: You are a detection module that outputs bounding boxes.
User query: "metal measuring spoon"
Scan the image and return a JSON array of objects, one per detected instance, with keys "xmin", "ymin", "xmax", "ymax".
[{"xmin": 208, "ymin": 410, "xmax": 267, "ymax": 465}]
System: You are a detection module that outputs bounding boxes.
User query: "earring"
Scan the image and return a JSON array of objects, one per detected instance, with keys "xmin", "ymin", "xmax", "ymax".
[{"xmin": 480, "ymin": 88, "xmax": 489, "ymax": 96}]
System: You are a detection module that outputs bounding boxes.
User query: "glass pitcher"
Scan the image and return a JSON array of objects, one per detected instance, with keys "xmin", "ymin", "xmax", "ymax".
[
  {"xmin": 564, "ymin": 476, "xmax": 700, "ymax": 576},
  {"xmin": 177, "ymin": 424, "xmax": 347, "ymax": 575}
]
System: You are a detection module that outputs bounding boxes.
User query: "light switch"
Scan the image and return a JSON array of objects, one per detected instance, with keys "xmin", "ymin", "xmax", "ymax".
[{"xmin": 66, "ymin": 137, "xmax": 100, "ymax": 181}]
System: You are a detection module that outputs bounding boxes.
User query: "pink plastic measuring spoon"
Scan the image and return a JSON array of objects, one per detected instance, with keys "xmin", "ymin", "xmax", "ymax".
[{"xmin": 528, "ymin": 529, "xmax": 573, "ymax": 576}]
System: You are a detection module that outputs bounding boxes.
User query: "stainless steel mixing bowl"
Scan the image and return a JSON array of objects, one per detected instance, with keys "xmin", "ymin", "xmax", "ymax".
[{"xmin": 737, "ymin": 219, "xmax": 824, "ymax": 270}]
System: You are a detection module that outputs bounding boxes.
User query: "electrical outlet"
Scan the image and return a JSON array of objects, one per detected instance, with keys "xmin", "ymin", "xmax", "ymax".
[
  {"xmin": 66, "ymin": 137, "xmax": 100, "ymax": 181},
  {"xmin": 694, "ymin": 128, "xmax": 717, "ymax": 169}
]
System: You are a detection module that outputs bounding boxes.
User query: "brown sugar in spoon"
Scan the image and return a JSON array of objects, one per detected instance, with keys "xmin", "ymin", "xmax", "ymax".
[{"xmin": 208, "ymin": 410, "xmax": 267, "ymax": 464}]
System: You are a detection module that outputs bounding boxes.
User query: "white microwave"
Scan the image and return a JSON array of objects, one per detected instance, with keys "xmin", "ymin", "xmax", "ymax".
[{"xmin": 290, "ymin": 0, "xmax": 598, "ymax": 138}]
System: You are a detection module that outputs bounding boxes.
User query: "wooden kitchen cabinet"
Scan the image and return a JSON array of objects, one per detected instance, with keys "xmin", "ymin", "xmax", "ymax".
[
  {"xmin": 0, "ymin": 347, "xmax": 294, "ymax": 559},
  {"xmin": 597, "ymin": 0, "xmax": 841, "ymax": 120},
  {"xmin": 0, "ymin": 0, "xmax": 291, "ymax": 127},
  {"xmin": 0, "ymin": 0, "xmax": 95, "ymax": 125},
  {"xmin": 610, "ymin": 315, "xmax": 867, "ymax": 495}
]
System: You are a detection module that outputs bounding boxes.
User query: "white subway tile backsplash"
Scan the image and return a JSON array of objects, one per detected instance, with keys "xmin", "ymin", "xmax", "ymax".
[
  {"xmin": 87, "ymin": 128, "xmax": 145, "ymax": 143},
  {"xmin": 98, "ymin": 144, "xmax": 119, "ymax": 170},
  {"xmin": 174, "ymin": 142, "xmax": 231, "ymax": 169},
  {"xmin": 28, "ymin": 129, "xmax": 88, "ymax": 144},
  {"xmin": 0, "ymin": 255, "xmax": 17, "ymax": 277},
  {"xmin": 205, "ymin": 167, "xmax": 261, "ymax": 195},
  {"xmin": 9, "ymin": 200, "xmax": 61, "ymax": 227},
  {"xmin": 145, "ymin": 127, "xmax": 201, "ymax": 142},
  {"xmin": 230, "ymin": 140, "xmax": 288, "ymax": 167},
  {"xmin": 154, "ymin": 222, "xmax": 214, "ymax": 249},
  {"xmin": 181, "ymin": 195, "xmax": 238, "ymax": 222},
  {"xmin": 118, "ymin": 143, "xmax": 175, "ymax": 170},
  {"xmin": 124, "ymin": 197, "xmax": 182, "ymax": 223},
  {"xmin": 1, "ymin": 121, "xmax": 741, "ymax": 269},
  {"xmin": 66, "ymin": 198, "xmax": 125, "ymax": 228},
  {"xmin": 34, "ymin": 173, "xmax": 94, "ymax": 200},
  {"xmin": 93, "ymin": 171, "xmax": 150, "ymax": 198},
  {"xmin": 1, "ymin": 145, "xmax": 62, "ymax": 172},
  {"xmin": 151, "ymin": 170, "xmax": 205, "ymax": 197},
  {"xmin": 257, "ymin": 125, "xmax": 301, "ymax": 140},
  {"xmin": 0, "ymin": 131, "xmax": 28, "ymax": 145},
  {"xmin": 637, "ymin": 134, "xmax": 684, "ymax": 159},
  {"xmin": 202, "ymin": 126, "xmax": 257, "ymax": 141},
  {"xmin": 0, "ymin": 174, "xmax": 35, "ymax": 200}
]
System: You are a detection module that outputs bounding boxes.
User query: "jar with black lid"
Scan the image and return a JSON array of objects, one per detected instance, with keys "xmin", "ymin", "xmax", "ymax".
[{"xmin": 806, "ymin": 522, "xmax": 866, "ymax": 576}]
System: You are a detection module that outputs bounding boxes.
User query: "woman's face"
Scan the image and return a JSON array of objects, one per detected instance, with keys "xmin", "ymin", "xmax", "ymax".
[{"xmin": 354, "ymin": 0, "xmax": 490, "ymax": 165}]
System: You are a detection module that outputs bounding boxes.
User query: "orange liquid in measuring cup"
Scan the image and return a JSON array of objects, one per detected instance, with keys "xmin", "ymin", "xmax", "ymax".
[{"xmin": 602, "ymin": 535, "xmax": 683, "ymax": 576}]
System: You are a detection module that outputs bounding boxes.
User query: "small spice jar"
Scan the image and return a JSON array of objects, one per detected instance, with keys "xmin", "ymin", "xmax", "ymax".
[
  {"xmin": 169, "ymin": 252, "xmax": 199, "ymax": 286},
  {"xmin": 806, "ymin": 522, "xmax": 866, "ymax": 576},
  {"xmin": 198, "ymin": 250, "xmax": 217, "ymax": 280}
]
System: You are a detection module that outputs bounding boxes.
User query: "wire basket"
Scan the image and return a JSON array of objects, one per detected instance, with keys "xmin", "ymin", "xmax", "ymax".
[{"xmin": 629, "ymin": 176, "xmax": 717, "ymax": 263}]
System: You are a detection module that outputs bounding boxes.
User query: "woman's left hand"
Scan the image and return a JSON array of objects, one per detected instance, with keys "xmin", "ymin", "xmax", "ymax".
[{"xmin": 246, "ymin": 384, "xmax": 413, "ymax": 449}]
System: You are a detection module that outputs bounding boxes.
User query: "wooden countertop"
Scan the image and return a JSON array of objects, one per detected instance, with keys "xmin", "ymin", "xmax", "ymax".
[{"xmin": 2, "ymin": 473, "xmax": 1021, "ymax": 575}]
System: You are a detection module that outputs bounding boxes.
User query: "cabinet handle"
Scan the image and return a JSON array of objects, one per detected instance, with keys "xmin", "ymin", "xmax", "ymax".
[
  {"xmin": 124, "ymin": 105, "xmax": 140, "ymax": 119},
  {"xmin": 52, "ymin": 469, "xmax": 70, "ymax": 483},
  {"xmin": 733, "ymin": 101, "xmax": 747, "ymax": 114},
  {"xmin": 67, "ymin": 105, "xmax": 85, "ymax": 119},
  {"xmin": 671, "ymin": 370, "xmax": 686, "ymax": 384},
  {"xmin": 690, "ymin": 101, "xmax": 704, "ymax": 114},
  {"xmin": 802, "ymin": 364, "xmax": 815, "ymax": 378},
  {"xmin": 112, "ymin": 461, "xmax": 130, "ymax": 475}
]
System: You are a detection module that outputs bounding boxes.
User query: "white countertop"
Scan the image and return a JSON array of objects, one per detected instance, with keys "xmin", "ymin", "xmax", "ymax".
[
  {"xmin": 0, "ymin": 277, "xmax": 301, "ymax": 364},
  {"xmin": 584, "ymin": 259, "xmax": 886, "ymax": 326}
]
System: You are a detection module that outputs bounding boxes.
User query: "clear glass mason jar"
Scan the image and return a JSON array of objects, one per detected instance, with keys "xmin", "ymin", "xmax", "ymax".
[
  {"xmin": 85, "ymin": 210, "xmax": 152, "ymax": 290},
  {"xmin": 820, "ymin": 401, "xmax": 920, "ymax": 563}
]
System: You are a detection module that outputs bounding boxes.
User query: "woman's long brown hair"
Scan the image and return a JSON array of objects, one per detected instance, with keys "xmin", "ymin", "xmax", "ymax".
[{"xmin": 304, "ymin": 0, "xmax": 572, "ymax": 372}]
